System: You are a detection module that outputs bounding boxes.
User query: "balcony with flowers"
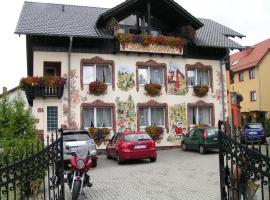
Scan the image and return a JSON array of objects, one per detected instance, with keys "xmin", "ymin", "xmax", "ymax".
[{"xmin": 20, "ymin": 76, "xmax": 66, "ymax": 106}]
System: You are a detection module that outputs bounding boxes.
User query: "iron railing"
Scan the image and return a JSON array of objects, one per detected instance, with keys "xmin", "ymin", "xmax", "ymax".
[
  {"xmin": 219, "ymin": 121, "xmax": 270, "ymax": 200},
  {"xmin": 0, "ymin": 129, "xmax": 65, "ymax": 200}
]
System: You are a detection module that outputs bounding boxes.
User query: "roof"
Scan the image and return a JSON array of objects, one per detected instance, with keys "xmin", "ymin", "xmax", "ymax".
[
  {"xmin": 15, "ymin": 1, "xmax": 244, "ymax": 49},
  {"xmin": 0, "ymin": 86, "xmax": 19, "ymax": 98},
  {"xmin": 230, "ymin": 38, "xmax": 270, "ymax": 72}
]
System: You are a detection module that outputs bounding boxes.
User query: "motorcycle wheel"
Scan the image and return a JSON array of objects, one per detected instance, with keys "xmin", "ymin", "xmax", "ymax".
[{"xmin": 72, "ymin": 180, "xmax": 81, "ymax": 200}]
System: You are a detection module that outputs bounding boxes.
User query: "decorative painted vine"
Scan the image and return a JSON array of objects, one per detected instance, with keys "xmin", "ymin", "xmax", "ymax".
[{"xmin": 117, "ymin": 66, "xmax": 135, "ymax": 91}]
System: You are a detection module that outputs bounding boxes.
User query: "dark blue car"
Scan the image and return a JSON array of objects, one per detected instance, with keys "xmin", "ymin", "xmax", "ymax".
[{"xmin": 240, "ymin": 123, "xmax": 266, "ymax": 144}]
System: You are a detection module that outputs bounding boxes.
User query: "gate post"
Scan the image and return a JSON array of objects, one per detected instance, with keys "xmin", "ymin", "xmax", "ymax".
[
  {"xmin": 218, "ymin": 120, "xmax": 226, "ymax": 200},
  {"xmin": 59, "ymin": 128, "xmax": 65, "ymax": 200}
]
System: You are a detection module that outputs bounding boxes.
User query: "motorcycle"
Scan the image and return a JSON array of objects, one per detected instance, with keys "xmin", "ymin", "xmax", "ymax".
[{"xmin": 65, "ymin": 144, "xmax": 94, "ymax": 200}]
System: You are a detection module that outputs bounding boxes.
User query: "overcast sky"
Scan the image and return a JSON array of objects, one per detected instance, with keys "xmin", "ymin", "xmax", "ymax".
[{"xmin": 0, "ymin": 0, "xmax": 269, "ymax": 91}]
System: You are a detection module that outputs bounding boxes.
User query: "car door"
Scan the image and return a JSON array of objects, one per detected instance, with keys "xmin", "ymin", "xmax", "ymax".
[
  {"xmin": 110, "ymin": 134, "xmax": 121, "ymax": 158},
  {"xmin": 189, "ymin": 129, "xmax": 201, "ymax": 150},
  {"xmin": 187, "ymin": 129, "xmax": 197, "ymax": 150}
]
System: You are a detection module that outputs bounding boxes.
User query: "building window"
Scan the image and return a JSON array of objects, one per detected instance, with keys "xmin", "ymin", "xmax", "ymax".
[
  {"xmin": 187, "ymin": 69, "xmax": 209, "ymax": 87},
  {"xmin": 47, "ymin": 106, "xmax": 58, "ymax": 131},
  {"xmin": 249, "ymin": 68, "xmax": 255, "ymax": 79},
  {"xmin": 83, "ymin": 107, "xmax": 112, "ymax": 128},
  {"xmin": 139, "ymin": 107, "xmax": 165, "ymax": 129},
  {"xmin": 44, "ymin": 62, "xmax": 61, "ymax": 76},
  {"xmin": 83, "ymin": 64, "xmax": 112, "ymax": 84},
  {"xmin": 138, "ymin": 67, "xmax": 164, "ymax": 85},
  {"xmin": 250, "ymin": 91, "xmax": 256, "ymax": 101},
  {"xmin": 188, "ymin": 106, "xmax": 211, "ymax": 126},
  {"xmin": 239, "ymin": 72, "xmax": 244, "ymax": 82}
]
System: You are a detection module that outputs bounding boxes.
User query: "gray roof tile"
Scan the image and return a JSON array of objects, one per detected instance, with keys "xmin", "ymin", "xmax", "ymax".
[{"xmin": 15, "ymin": 1, "xmax": 244, "ymax": 49}]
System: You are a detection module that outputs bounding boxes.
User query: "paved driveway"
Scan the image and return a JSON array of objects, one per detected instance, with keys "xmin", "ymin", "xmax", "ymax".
[{"xmin": 65, "ymin": 149, "xmax": 220, "ymax": 200}]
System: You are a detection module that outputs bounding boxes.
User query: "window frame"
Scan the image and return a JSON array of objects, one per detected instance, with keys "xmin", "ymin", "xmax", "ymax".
[
  {"xmin": 139, "ymin": 107, "xmax": 165, "ymax": 129},
  {"xmin": 43, "ymin": 61, "xmax": 61, "ymax": 77},
  {"xmin": 47, "ymin": 106, "xmax": 58, "ymax": 131},
  {"xmin": 250, "ymin": 91, "xmax": 257, "ymax": 102},
  {"xmin": 188, "ymin": 106, "xmax": 212, "ymax": 126},
  {"xmin": 82, "ymin": 64, "xmax": 112, "ymax": 85},
  {"xmin": 138, "ymin": 66, "xmax": 164, "ymax": 86},
  {"xmin": 249, "ymin": 68, "xmax": 255, "ymax": 79},
  {"xmin": 187, "ymin": 69, "xmax": 210, "ymax": 87},
  {"xmin": 239, "ymin": 72, "xmax": 244, "ymax": 82}
]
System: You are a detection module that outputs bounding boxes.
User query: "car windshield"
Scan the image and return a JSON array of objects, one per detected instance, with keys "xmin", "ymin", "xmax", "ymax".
[
  {"xmin": 245, "ymin": 124, "xmax": 263, "ymax": 129},
  {"xmin": 124, "ymin": 134, "xmax": 151, "ymax": 142},
  {"xmin": 63, "ymin": 134, "xmax": 91, "ymax": 142},
  {"xmin": 206, "ymin": 128, "xmax": 218, "ymax": 136}
]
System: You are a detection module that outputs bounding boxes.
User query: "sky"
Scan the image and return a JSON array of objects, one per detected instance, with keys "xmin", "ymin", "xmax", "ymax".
[{"xmin": 0, "ymin": 0, "xmax": 269, "ymax": 92}]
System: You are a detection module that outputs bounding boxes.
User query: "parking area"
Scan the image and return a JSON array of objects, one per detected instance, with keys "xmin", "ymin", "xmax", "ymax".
[{"xmin": 66, "ymin": 149, "xmax": 220, "ymax": 200}]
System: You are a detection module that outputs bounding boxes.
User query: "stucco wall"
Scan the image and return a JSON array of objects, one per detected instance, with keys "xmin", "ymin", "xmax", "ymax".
[{"xmin": 32, "ymin": 51, "xmax": 227, "ymax": 146}]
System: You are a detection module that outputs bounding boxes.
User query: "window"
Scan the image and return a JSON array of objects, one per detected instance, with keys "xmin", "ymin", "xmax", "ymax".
[
  {"xmin": 239, "ymin": 72, "xmax": 244, "ymax": 82},
  {"xmin": 187, "ymin": 69, "xmax": 209, "ymax": 87},
  {"xmin": 250, "ymin": 91, "xmax": 256, "ymax": 101},
  {"xmin": 249, "ymin": 68, "xmax": 255, "ymax": 79},
  {"xmin": 139, "ymin": 107, "xmax": 165, "ymax": 128},
  {"xmin": 47, "ymin": 106, "xmax": 58, "ymax": 131},
  {"xmin": 44, "ymin": 62, "xmax": 61, "ymax": 76},
  {"xmin": 83, "ymin": 64, "xmax": 112, "ymax": 84},
  {"xmin": 83, "ymin": 107, "xmax": 112, "ymax": 128},
  {"xmin": 188, "ymin": 107, "xmax": 211, "ymax": 126},
  {"xmin": 138, "ymin": 67, "xmax": 164, "ymax": 85}
]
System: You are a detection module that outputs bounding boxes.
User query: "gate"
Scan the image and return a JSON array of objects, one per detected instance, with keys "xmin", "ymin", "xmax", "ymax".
[
  {"xmin": 0, "ymin": 129, "xmax": 65, "ymax": 200},
  {"xmin": 218, "ymin": 121, "xmax": 270, "ymax": 200}
]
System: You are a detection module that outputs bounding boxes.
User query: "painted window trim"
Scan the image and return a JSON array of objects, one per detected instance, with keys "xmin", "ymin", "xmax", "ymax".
[
  {"xmin": 136, "ymin": 59, "xmax": 167, "ymax": 92},
  {"xmin": 250, "ymin": 91, "xmax": 257, "ymax": 102},
  {"xmin": 187, "ymin": 101, "xmax": 215, "ymax": 126},
  {"xmin": 80, "ymin": 56, "xmax": 115, "ymax": 90},
  {"xmin": 137, "ymin": 100, "xmax": 168, "ymax": 132},
  {"xmin": 185, "ymin": 62, "xmax": 213, "ymax": 93},
  {"xmin": 81, "ymin": 100, "xmax": 116, "ymax": 132}
]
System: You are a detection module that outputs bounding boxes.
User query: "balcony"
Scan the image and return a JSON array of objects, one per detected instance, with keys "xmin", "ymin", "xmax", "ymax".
[{"xmin": 20, "ymin": 76, "xmax": 66, "ymax": 106}]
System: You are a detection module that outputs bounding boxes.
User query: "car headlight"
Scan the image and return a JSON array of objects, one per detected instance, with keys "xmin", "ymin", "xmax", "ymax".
[{"xmin": 76, "ymin": 159, "xmax": 85, "ymax": 169}]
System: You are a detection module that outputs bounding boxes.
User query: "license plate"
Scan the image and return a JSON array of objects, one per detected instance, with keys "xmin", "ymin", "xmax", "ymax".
[
  {"xmin": 249, "ymin": 132, "xmax": 257, "ymax": 135},
  {"xmin": 213, "ymin": 138, "xmax": 218, "ymax": 141},
  {"xmin": 134, "ymin": 145, "xmax": 146, "ymax": 149}
]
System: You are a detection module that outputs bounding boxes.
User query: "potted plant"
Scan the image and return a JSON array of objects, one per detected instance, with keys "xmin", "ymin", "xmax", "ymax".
[
  {"xmin": 89, "ymin": 81, "xmax": 107, "ymax": 95},
  {"xmin": 193, "ymin": 85, "xmax": 209, "ymax": 97},
  {"xmin": 236, "ymin": 93, "xmax": 243, "ymax": 104},
  {"xmin": 88, "ymin": 128, "xmax": 110, "ymax": 145},
  {"xmin": 105, "ymin": 17, "xmax": 120, "ymax": 34},
  {"xmin": 144, "ymin": 83, "xmax": 162, "ymax": 97},
  {"xmin": 145, "ymin": 126, "xmax": 164, "ymax": 141}
]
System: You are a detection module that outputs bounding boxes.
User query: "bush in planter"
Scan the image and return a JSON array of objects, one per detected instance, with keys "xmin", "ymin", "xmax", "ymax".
[
  {"xmin": 89, "ymin": 81, "xmax": 107, "ymax": 95},
  {"xmin": 145, "ymin": 126, "xmax": 164, "ymax": 141},
  {"xmin": 193, "ymin": 85, "xmax": 209, "ymax": 97},
  {"xmin": 236, "ymin": 93, "xmax": 243, "ymax": 103},
  {"xmin": 144, "ymin": 83, "xmax": 162, "ymax": 97},
  {"xmin": 88, "ymin": 128, "xmax": 110, "ymax": 144}
]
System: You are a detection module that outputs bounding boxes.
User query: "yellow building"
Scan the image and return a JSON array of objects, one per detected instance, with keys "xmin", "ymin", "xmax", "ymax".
[{"xmin": 230, "ymin": 38, "xmax": 270, "ymax": 124}]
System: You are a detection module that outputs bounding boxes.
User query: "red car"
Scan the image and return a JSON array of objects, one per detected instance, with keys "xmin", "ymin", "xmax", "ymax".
[{"xmin": 106, "ymin": 131, "xmax": 157, "ymax": 164}]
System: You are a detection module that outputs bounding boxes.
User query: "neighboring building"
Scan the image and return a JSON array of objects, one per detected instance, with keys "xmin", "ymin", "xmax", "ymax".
[
  {"xmin": 0, "ymin": 87, "xmax": 29, "ymax": 110},
  {"xmin": 230, "ymin": 38, "xmax": 270, "ymax": 125},
  {"xmin": 15, "ymin": 0, "xmax": 244, "ymax": 147}
]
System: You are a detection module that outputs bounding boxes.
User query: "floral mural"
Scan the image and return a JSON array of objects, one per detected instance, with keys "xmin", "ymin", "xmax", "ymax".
[
  {"xmin": 116, "ymin": 95, "xmax": 136, "ymax": 132},
  {"xmin": 212, "ymin": 71, "xmax": 223, "ymax": 104},
  {"xmin": 168, "ymin": 63, "xmax": 187, "ymax": 95},
  {"xmin": 167, "ymin": 104, "xmax": 187, "ymax": 144},
  {"xmin": 117, "ymin": 66, "xmax": 135, "ymax": 91}
]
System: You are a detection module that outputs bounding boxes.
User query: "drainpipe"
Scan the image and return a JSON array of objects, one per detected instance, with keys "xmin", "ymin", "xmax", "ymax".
[{"xmin": 67, "ymin": 36, "xmax": 73, "ymax": 128}]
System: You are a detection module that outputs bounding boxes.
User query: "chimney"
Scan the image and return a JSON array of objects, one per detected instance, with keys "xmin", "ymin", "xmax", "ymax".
[{"xmin": 2, "ymin": 87, "xmax": 7, "ymax": 94}]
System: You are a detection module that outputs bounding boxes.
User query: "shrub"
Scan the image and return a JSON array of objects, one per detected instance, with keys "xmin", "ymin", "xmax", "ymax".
[
  {"xmin": 145, "ymin": 126, "xmax": 164, "ymax": 141},
  {"xmin": 88, "ymin": 128, "xmax": 110, "ymax": 144}
]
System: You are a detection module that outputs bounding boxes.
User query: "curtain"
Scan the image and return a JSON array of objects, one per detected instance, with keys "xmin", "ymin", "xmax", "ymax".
[
  {"xmin": 96, "ymin": 65, "xmax": 112, "ymax": 83},
  {"xmin": 198, "ymin": 107, "xmax": 210, "ymax": 125},
  {"xmin": 83, "ymin": 108, "xmax": 94, "ymax": 128},
  {"xmin": 151, "ymin": 108, "xmax": 164, "ymax": 126},
  {"xmin": 139, "ymin": 108, "xmax": 149, "ymax": 126},
  {"xmin": 83, "ymin": 65, "xmax": 94, "ymax": 84},
  {"xmin": 197, "ymin": 70, "xmax": 209, "ymax": 85},
  {"xmin": 187, "ymin": 70, "xmax": 195, "ymax": 86},
  {"xmin": 188, "ymin": 107, "xmax": 197, "ymax": 125},
  {"xmin": 96, "ymin": 108, "xmax": 112, "ymax": 127},
  {"xmin": 150, "ymin": 67, "xmax": 163, "ymax": 84},
  {"xmin": 138, "ymin": 68, "xmax": 148, "ymax": 84}
]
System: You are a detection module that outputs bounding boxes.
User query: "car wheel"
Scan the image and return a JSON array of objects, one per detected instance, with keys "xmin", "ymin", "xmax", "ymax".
[
  {"xmin": 181, "ymin": 143, "xmax": 187, "ymax": 151},
  {"xmin": 150, "ymin": 157, "xmax": 156, "ymax": 162},
  {"xmin": 117, "ymin": 153, "xmax": 123, "ymax": 165},
  {"xmin": 91, "ymin": 157, "xmax": 97, "ymax": 168},
  {"xmin": 199, "ymin": 145, "xmax": 206, "ymax": 154}
]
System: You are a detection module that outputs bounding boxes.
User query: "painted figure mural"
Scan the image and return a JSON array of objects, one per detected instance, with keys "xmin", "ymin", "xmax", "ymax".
[
  {"xmin": 168, "ymin": 63, "xmax": 187, "ymax": 95},
  {"xmin": 116, "ymin": 95, "xmax": 136, "ymax": 132},
  {"xmin": 117, "ymin": 66, "xmax": 135, "ymax": 91}
]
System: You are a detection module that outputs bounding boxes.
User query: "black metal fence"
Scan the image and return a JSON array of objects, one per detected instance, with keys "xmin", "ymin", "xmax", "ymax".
[
  {"xmin": 0, "ymin": 129, "xmax": 65, "ymax": 200},
  {"xmin": 219, "ymin": 121, "xmax": 270, "ymax": 200}
]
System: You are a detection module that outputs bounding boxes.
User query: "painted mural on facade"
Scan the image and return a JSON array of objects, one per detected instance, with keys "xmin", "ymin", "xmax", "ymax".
[
  {"xmin": 116, "ymin": 95, "xmax": 136, "ymax": 132},
  {"xmin": 117, "ymin": 66, "xmax": 135, "ymax": 91},
  {"xmin": 168, "ymin": 63, "xmax": 187, "ymax": 95},
  {"xmin": 63, "ymin": 69, "xmax": 88, "ymax": 129},
  {"xmin": 212, "ymin": 70, "xmax": 223, "ymax": 104},
  {"xmin": 167, "ymin": 104, "xmax": 187, "ymax": 144}
]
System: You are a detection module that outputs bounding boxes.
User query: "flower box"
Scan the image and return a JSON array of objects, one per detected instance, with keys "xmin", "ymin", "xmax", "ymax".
[
  {"xmin": 144, "ymin": 83, "xmax": 162, "ymax": 97},
  {"xmin": 88, "ymin": 128, "xmax": 110, "ymax": 145},
  {"xmin": 145, "ymin": 126, "xmax": 164, "ymax": 141},
  {"xmin": 89, "ymin": 81, "xmax": 107, "ymax": 95},
  {"xmin": 193, "ymin": 85, "xmax": 209, "ymax": 97}
]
